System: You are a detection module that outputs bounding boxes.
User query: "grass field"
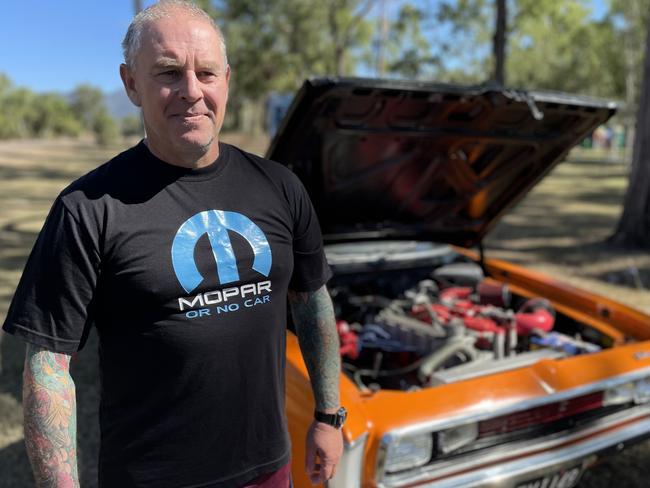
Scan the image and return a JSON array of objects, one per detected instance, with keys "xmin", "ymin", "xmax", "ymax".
[{"xmin": 0, "ymin": 137, "xmax": 649, "ymax": 487}]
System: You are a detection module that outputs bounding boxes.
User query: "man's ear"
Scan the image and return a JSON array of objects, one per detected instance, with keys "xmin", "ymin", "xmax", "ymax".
[
  {"xmin": 224, "ymin": 64, "xmax": 231, "ymax": 103},
  {"xmin": 120, "ymin": 63, "xmax": 142, "ymax": 107}
]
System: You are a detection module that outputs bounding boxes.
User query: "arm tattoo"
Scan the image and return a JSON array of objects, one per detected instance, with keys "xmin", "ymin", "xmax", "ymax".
[
  {"xmin": 288, "ymin": 285, "xmax": 340, "ymax": 411},
  {"xmin": 23, "ymin": 343, "xmax": 79, "ymax": 488}
]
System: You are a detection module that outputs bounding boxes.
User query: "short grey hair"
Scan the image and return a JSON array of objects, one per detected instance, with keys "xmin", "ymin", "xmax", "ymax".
[{"xmin": 122, "ymin": 0, "xmax": 228, "ymax": 70}]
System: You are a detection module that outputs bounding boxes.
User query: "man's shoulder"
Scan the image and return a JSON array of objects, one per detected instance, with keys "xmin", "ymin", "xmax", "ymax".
[
  {"xmin": 58, "ymin": 146, "xmax": 146, "ymax": 221},
  {"xmin": 59, "ymin": 143, "xmax": 143, "ymax": 210},
  {"xmin": 225, "ymin": 142, "xmax": 302, "ymax": 187}
]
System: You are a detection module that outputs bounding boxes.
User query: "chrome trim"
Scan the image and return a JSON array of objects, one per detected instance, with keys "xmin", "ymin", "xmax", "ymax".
[
  {"xmin": 382, "ymin": 366, "xmax": 650, "ymax": 439},
  {"xmin": 345, "ymin": 431, "xmax": 369, "ymax": 449},
  {"xmin": 378, "ymin": 404, "xmax": 650, "ymax": 487},
  {"xmin": 327, "ymin": 432, "xmax": 369, "ymax": 488},
  {"xmin": 376, "ymin": 369, "xmax": 650, "ymax": 483}
]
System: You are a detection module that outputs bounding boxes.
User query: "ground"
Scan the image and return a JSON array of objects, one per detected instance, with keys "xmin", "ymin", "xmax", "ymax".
[{"xmin": 0, "ymin": 137, "xmax": 648, "ymax": 487}]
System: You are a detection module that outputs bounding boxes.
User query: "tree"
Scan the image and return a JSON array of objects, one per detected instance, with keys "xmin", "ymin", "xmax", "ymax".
[
  {"xmin": 70, "ymin": 84, "xmax": 120, "ymax": 145},
  {"xmin": 324, "ymin": 0, "xmax": 374, "ymax": 75},
  {"xmin": 70, "ymin": 84, "xmax": 105, "ymax": 127},
  {"xmin": 507, "ymin": 0, "xmax": 620, "ymax": 97},
  {"xmin": 92, "ymin": 108, "xmax": 120, "ymax": 146},
  {"xmin": 31, "ymin": 93, "xmax": 82, "ymax": 137},
  {"xmin": 607, "ymin": 0, "xmax": 650, "ymax": 162},
  {"xmin": 197, "ymin": 0, "xmax": 373, "ymax": 132},
  {"xmin": 0, "ymin": 77, "xmax": 79, "ymax": 139},
  {"xmin": 611, "ymin": 5, "xmax": 650, "ymax": 246},
  {"xmin": 434, "ymin": 0, "xmax": 624, "ymax": 98},
  {"xmin": 384, "ymin": 3, "xmax": 440, "ymax": 79},
  {"xmin": 494, "ymin": 0, "xmax": 506, "ymax": 84}
]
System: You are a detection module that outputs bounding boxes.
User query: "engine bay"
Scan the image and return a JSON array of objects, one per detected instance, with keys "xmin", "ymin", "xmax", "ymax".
[{"xmin": 325, "ymin": 242, "xmax": 608, "ymax": 392}]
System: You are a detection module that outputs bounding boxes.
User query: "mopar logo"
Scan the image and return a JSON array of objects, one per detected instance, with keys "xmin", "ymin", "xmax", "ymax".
[{"xmin": 171, "ymin": 210, "xmax": 272, "ymax": 293}]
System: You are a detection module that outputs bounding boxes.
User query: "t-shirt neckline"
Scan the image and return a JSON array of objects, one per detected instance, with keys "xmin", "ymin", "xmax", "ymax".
[{"xmin": 136, "ymin": 140, "xmax": 230, "ymax": 182}]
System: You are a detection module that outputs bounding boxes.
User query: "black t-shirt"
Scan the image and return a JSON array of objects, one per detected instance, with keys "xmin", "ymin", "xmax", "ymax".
[{"xmin": 3, "ymin": 141, "xmax": 331, "ymax": 488}]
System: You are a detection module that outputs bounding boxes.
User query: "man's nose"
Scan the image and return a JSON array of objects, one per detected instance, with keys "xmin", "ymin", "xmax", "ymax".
[{"xmin": 177, "ymin": 71, "xmax": 203, "ymax": 102}]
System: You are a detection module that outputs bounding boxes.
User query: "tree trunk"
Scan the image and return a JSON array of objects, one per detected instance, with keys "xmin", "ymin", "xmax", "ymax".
[
  {"xmin": 240, "ymin": 98, "xmax": 264, "ymax": 136},
  {"xmin": 376, "ymin": 0, "xmax": 388, "ymax": 77},
  {"xmin": 611, "ymin": 14, "xmax": 650, "ymax": 246},
  {"xmin": 493, "ymin": 0, "xmax": 507, "ymax": 85}
]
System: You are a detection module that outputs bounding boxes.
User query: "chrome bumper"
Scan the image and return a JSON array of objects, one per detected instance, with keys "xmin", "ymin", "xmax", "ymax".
[{"xmin": 379, "ymin": 404, "xmax": 650, "ymax": 488}]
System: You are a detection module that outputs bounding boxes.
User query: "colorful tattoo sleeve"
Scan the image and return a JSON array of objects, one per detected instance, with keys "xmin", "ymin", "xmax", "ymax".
[
  {"xmin": 288, "ymin": 285, "xmax": 340, "ymax": 411},
  {"xmin": 23, "ymin": 343, "xmax": 80, "ymax": 488}
]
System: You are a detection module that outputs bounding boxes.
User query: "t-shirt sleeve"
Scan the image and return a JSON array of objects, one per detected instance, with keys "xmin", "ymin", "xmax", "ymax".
[
  {"xmin": 288, "ymin": 176, "xmax": 332, "ymax": 292},
  {"xmin": 2, "ymin": 197, "xmax": 100, "ymax": 353}
]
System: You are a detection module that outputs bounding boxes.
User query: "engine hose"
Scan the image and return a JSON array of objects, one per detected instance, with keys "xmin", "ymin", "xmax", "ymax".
[
  {"xmin": 417, "ymin": 336, "xmax": 479, "ymax": 383},
  {"xmin": 344, "ymin": 354, "xmax": 432, "ymax": 392}
]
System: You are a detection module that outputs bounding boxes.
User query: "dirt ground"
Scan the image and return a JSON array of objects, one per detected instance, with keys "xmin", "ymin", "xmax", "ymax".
[{"xmin": 0, "ymin": 137, "xmax": 649, "ymax": 487}]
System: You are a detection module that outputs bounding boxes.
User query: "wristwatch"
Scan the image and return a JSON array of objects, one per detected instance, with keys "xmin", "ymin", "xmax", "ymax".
[{"xmin": 314, "ymin": 406, "xmax": 347, "ymax": 429}]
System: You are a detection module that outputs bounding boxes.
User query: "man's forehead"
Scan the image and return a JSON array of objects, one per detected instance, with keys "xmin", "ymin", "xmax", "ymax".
[
  {"xmin": 143, "ymin": 12, "xmax": 218, "ymax": 44},
  {"xmin": 137, "ymin": 18, "xmax": 224, "ymax": 68},
  {"xmin": 152, "ymin": 54, "xmax": 222, "ymax": 70}
]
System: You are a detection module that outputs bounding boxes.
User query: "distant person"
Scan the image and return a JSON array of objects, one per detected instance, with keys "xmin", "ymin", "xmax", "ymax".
[{"xmin": 2, "ymin": 1, "xmax": 344, "ymax": 487}]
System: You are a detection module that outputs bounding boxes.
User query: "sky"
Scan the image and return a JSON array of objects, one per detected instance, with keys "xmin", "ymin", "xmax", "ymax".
[{"xmin": 1, "ymin": 0, "xmax": 609, "ymax": 95}]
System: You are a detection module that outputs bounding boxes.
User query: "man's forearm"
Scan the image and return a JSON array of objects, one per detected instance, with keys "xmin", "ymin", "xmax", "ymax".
[
  {"xmin": 23, "ymin": 343, "xmax": 79, "ymax": 488},
  {"xmin": 288, "ymin": 285, "xmax": 340, "ymax": 411}
]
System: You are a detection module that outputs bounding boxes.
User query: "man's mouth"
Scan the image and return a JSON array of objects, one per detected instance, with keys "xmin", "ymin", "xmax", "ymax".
[{"xmin": 177, "ymin": 113, "xmax": 206, "ymax": 119}]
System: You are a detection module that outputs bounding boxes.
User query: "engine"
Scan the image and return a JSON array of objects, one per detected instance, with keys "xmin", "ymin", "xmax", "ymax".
[{"xmin": 331, "ymin": 263, "xmax": 601, "ymax": 391}]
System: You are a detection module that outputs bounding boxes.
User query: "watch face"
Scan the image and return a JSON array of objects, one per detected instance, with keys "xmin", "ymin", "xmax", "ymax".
[{"xmin": 336, "ymin": 407, "xmax": 347, "ymax": 428}]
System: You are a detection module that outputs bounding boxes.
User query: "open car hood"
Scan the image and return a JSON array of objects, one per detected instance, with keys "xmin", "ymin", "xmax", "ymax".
[{"xmin": 266, "ymin": 77, "xmax": 616, "ymax": 247}]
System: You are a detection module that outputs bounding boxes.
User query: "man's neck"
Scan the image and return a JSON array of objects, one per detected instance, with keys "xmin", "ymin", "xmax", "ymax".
[{"xmin": 143, "ymin": 138, "xmax": 220, "ymax": 169}]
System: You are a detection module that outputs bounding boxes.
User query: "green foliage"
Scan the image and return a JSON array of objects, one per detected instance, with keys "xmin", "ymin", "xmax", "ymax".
[
  {"xmin": 195, "ymin": 0, "xmax": 372, "ymax": 131},
  {"xmin": 70, "ymin": 84, "xmax": 121, "ymax": 145},
  {"xmin": 120, "ymin": 114, "xmax": 144, "ymax": 137},
  {"xmin": 385, "ymin": 4, "xmax": 440, "ymax": 78},
  {"xmin": 0, "ymin": 74, "xmax": 120, "ymax": 142},
  {"xmin": 434, "ymin": 0, "xmax": 644, "ymax": 101},
  {"xmin": 608, "ymin": 0, "xmax": 650, "ymax": 113},
  {"xmin": 92, "ymin": 108, "xmax": 120, "ymax": 146},
  {"xmin": 70, "ymin": 84, "xmax": 107, "ymax": 127},
  {"xmin": 506, "ymin": 0, "xmax": 618, "ymax": 97},
  {"xmin": 0, "ymin": 75, "xmax": 81, "ymax": 139},
  {"xmin": 32, "ymin": 93, "xmax": 82, "ymax": 137},
  {"xmin": 201, "ymin": 0, "xmax": 372, "ymax": 97}
]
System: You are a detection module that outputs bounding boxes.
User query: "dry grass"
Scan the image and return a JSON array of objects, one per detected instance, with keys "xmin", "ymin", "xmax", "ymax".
[{"xmin": 0, "ymin": 137, "xmax": 648, "ymax": 487}]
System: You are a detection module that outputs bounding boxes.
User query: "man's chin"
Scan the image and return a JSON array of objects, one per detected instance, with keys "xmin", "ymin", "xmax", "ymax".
[{"xmin": 174, "ymin": 134, "xmax": 217, "ymax": 157}]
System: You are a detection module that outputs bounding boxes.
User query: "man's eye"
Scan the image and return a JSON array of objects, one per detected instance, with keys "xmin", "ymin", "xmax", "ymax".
[
  {"xmin": 157, "ymin": 70, "xmax": 180, "ymax": 81},
  {"xmin": 198, "ymin": 71, "xmax": 217, "ymax": 80}
]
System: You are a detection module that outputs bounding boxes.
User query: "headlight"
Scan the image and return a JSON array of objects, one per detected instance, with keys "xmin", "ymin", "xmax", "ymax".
[
  {"xmin": 603, "ymin": 382, "xmax": 636, "ymax": 406},
  {"xmin": 634, "ymin": 377, "xmax": 650, "ymax": 404},
  {"xmin": 437, "ymin": 423, "xmax": 478, "ymax": 455},
  {"xmin": 384, "ymin": 433, "xmax": 433, "ymax": 473}
]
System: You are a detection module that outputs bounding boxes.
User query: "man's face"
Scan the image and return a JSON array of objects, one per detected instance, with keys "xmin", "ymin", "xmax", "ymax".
[{"xmin": 120, "ymin": 12, "xmax": 230, "ymax": 166}]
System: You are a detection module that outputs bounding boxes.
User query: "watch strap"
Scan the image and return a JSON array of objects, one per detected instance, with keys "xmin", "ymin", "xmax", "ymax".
[{"xmin": 314, "ymin": 407, "xmax": 346, "ymax": 428}]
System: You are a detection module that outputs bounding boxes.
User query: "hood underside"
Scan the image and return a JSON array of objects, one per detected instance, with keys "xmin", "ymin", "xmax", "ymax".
[{"xmin": 266, "ymin": 77, "xmax": 616, "ymax": 247}]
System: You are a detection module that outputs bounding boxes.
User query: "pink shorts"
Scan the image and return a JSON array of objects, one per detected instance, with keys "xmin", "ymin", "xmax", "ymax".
[{"xmin": 241, "ymin": 461, "xmax": 292, "ymax": 488}]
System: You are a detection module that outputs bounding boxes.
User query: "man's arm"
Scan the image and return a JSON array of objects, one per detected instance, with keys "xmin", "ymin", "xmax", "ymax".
[
  {"xmin": 288, "ymin": 285, "xmax": 342, "ymax": 486},
  {"xmin": 23, "ymin": 343, "xmax": 80, "ymax": 488}
]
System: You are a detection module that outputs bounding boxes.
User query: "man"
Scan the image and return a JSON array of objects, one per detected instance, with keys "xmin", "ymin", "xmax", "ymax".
[{"xmin": 2, "ymin": 1, "xmax": 343, "ymax": 487}]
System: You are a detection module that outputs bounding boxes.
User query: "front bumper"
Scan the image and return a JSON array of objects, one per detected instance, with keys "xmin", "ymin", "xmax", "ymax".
[{"xmin": 379, "ymin": 404, "xmax": 650, "ymax": 487}]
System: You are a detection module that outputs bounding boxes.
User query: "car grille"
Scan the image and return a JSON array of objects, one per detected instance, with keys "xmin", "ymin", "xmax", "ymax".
[{"xmin": 436, "ymin": 391, "xmax": 629, "ymax": 459}]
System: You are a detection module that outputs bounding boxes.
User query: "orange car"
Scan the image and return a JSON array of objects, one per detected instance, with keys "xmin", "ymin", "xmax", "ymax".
[{"xmin": 268, "ymin": 79, "xmax": 649, "ymax": 488}]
